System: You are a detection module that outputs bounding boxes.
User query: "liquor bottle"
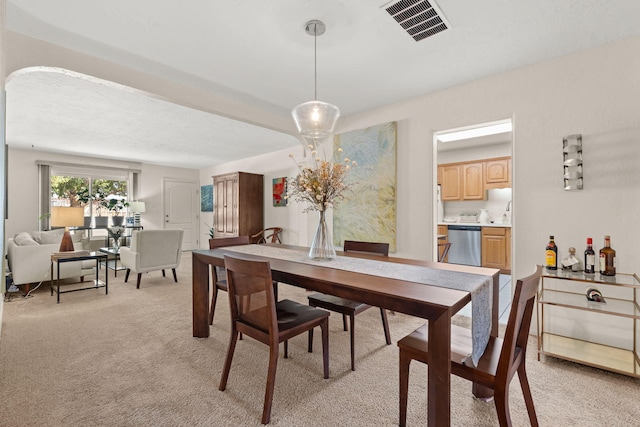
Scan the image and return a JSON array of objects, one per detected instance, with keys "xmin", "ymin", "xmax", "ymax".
[
  {"xmin": 584, "ymin": 238, "xmax": 596, "ymax": 274},
  {"xmin": 545, "ymin": 235, "xmax": 557, "ymax": 270},
  {"xmin": 599, "ymin": 235, "xmax": 616, "ymax": 276}
]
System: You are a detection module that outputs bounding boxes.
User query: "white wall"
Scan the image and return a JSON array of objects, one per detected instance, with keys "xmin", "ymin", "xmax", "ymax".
[
  {"xmin": 201, "ymin": 35, "xmax": 640, "ymax": 281},
  {"xmin": 5, "ymin": 148, "xmax": 198, "ymax": 241}
]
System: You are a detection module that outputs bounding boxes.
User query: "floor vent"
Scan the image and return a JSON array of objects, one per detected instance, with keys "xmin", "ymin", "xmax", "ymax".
[{"xmin": 383, "ymin": 0, "xmax": 450, "ymax": 42}]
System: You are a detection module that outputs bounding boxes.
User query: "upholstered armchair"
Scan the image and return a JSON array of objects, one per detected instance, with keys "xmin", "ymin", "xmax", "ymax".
[{"xmin": 119, "ymin": 229, "xmax": 183, "ymax": 288}]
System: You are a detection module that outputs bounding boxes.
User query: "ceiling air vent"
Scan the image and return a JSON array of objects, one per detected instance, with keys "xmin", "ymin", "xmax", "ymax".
[{"xmin": 383, "ymin": 0, "xmax": 450, "ymax": 42}]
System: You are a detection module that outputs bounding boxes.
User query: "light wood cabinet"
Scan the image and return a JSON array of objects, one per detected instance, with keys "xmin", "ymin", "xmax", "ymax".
[
  {"xmin": 438, "ymin": 157, "xmax": 511, "ymax": 200},
  {"xmin": 213, "ymin": 172, "xmax": 263, "ymax": 239},
  {"xmin": 461, "ymin": 162, "xmax": 484, "ymax": 200},
  {"xmin": 481, "ymin": 226, "xmax": 510, "ymax": 273},
  {"xmin": 440, "ymin": 164, "xmax": 462, "ymax": 201},
  {"xmin": 484, "ymin": 157, "xmax": 511, "ymax": 189}
]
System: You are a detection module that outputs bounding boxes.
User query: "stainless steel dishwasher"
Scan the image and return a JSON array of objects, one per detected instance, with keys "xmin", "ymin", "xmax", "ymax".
[{"xmin": 446, "ymin": 225, "xmax": 482, "ymax": 266}]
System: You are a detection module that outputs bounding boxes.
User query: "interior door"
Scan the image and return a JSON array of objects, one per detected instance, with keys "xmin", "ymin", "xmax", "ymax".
[{"xmin": 163, "ymin": 179, "xmax": 199, "ymax": 251}]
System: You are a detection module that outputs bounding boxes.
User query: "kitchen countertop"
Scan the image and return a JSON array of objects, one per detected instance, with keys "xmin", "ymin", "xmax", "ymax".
[{"xmin": 439, "ymin": 222, "xmax": 511, "ymax": 228}]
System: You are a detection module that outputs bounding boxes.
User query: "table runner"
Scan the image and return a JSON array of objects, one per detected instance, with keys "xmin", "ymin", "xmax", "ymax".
[{"xmin": 222, "ymin": 245, "xmax": 492, "ymax": 365}]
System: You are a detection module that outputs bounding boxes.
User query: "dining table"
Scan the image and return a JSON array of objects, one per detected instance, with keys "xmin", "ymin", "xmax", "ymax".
[{"xmin": 192, "ymin": 244, "xmax": 500, "ymax": 427}]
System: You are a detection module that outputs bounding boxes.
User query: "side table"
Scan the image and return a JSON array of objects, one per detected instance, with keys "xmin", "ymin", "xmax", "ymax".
[
  {"xmin": 50, "ymin": 251, "xmax": 108, "ymax": 303},
  {"xmin": 99, "ymin": 247, "xmax": 127, "ymax": 277}
]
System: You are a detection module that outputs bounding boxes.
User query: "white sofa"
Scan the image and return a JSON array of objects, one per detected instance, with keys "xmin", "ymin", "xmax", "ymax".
[{"xmin": 7, "ymin": 229, "xmax": 95, "ymax": 287}]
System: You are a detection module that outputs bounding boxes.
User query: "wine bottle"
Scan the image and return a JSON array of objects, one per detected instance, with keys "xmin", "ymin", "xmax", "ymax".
[
  {"xmin": 545, "ymin": 235, "xmax": 557, "ymax": 270},
  {"xmin": 599, "ymin": 235, "xmax": 616, "ymax": 276},
  {"xmin": 584, "ymin": 238, "xmax": 596, "ymax": 274}
]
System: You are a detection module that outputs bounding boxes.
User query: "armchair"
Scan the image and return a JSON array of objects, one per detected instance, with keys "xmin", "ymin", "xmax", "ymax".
[{"xmin": 119, "ymin": 229, "xmax": 183, "ymax": 289}]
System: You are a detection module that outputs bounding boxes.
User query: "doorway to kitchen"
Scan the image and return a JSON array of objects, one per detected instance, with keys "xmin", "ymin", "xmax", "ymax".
[{"xmin": 434, "ymin": 118, "xmax": 514, "ymax": 323}]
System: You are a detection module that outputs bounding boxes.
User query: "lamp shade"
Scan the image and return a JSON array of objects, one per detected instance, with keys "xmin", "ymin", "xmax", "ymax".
[
  {"xmin": 128, "ymin": 201, "xmax": 146, "ymax": 213},
  {"xmin": 50, "ymin": 207, "xmax": 84, "ymax": 228},
  {"xmin": 291, "ymin": 100, "xmax": 340, "ymax": 141}
]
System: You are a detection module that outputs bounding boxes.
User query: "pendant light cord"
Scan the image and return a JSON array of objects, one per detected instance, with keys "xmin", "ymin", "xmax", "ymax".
[{"xmin": 314, "ymin": 22, "xmax": 318, "ymax": 101}]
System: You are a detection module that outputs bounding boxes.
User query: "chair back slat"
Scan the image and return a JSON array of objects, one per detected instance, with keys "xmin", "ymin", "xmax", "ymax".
[
  {"xmin": 438, "ymin": 242, "xmax": 452, "ymax": 262},
  {"xmin": 497, "ymin": 265, "xmax": 543, "ymax": 378},
  {"xmin": 343, "ymin": 240, "xmax": 389, "ymax": 256},
  {"xmin": 224, "ymin": 255, "xmax": 277, "ymax": 336},
  {"xmin": 209, "ymin": 235, "xmax": 250, "ymax": 249}
]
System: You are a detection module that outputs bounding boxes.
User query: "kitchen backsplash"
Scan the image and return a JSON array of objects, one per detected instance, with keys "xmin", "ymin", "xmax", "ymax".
[{"xmin": 443, "ymin": 188, "xmax": 512, "ymax": 223}]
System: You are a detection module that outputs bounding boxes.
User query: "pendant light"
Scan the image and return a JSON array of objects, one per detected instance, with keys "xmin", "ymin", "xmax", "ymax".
[{"xmin": 291, "ymin": 20, "xmax": 340, "ymax": 145}]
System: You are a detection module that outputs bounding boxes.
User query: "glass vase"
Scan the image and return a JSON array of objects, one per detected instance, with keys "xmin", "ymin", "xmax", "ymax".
[{"xmin": 309, "ymin": 210, "xmax": 336, "ymax": 260}]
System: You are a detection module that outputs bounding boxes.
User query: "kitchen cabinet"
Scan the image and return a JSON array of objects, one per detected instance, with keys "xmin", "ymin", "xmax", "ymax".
[
  {"xmin": 537, "ymin": 270, "xmax": 640, "ymax": 378},
  {"xmin": 437, "ymin": 225, "xmax": 449, "ymax": 262},
  {"xmin": 461, "ymin": 162, "xmax": 484, "ymax": 200},
  {"xmin": 440, "ymin": 164, "xmax": 462, "ymax": 201},
  {"xmin": 213, "ymin": 172, "xmax": 263, "ymax": 239},
  {"xmin": 481, "ymin": 226, "xmax": 510, "ymax": 273},
  {"xmin": 484, "ymin": 157, "xmax": 511, "ymax": 189},
  {"xmin": 439, "ymin": 157, "xmax": 511, "ymax": 200},
  {"xmin": 439, "ymin": 162, "xmax": 484, "ymax": 201}
]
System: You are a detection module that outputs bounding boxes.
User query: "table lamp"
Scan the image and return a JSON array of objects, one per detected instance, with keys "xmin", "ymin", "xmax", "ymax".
[
  {"xmin": 50, "ymin": 206, "xmax": 84, "ymax": 252},
  {"xmin": 128, "ymin": 201, "xmax": 146, "ymax": 226}
]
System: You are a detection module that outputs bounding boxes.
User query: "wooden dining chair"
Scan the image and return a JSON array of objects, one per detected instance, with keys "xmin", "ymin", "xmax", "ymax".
[
  {"xmin": 219, "ymin": 255, "xmax": 330, "ymax": 425},
  {"xmin": 397, "ymin": 265, "xmax": 542, "ymax": 427},
  {"xmin": 208, "ymin": 235, "xmax": 251, "ymax": 326},
  {"xmin": 438, "ymin": 242, "xmax": 452, "ymax": 262},
  {"xmin": 307, "ymin": 240, "xmax": 392, "ymax": 371},
  {"xmin": 251, "ymin": 227, "xmax": 283, "ymax": 244}
]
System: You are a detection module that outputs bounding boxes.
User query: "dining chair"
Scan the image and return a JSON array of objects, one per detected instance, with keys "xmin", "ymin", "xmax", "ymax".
[
  {"xmin": 307, "ymin": 240, "xmax": 391, "ymax": 371},
  {"xmin": 208, "ymin": 235, "xmax": 251, "ymax": 326},
  {"xmin": 438, "ymin": 242, "xmax": 452, "ymax": 262},
  {"xmin": 219, "ymin": 255, "xmax": 330, "ymax": 425},
  {"xmin": 397, "ymin": 265, "xmax": 543, "ymax": 427},
  {"xmin": 251, "ymin": 227, "xmax": 283, "ymax": 244}
]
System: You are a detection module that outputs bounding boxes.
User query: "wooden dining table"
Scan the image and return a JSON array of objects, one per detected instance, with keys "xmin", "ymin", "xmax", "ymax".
[{"xmin": 191, "ymin": 244, "xmax": 500, "ymax": 427}]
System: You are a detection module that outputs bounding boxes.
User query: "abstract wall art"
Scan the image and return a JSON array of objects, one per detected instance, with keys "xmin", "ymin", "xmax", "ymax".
[
  {"xmin": 273, "ymin": 177, "xmax": 287, "ymax": 207},
  {"xmin": 332, "ymin": 121, "xmax": 397, "ymax": 251},
  {"xmin": 200, "ymin": 184, "xmax": 213, "ymax": 212}
]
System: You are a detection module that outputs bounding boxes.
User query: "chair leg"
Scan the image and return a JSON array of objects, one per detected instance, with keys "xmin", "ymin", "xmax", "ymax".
[
  {"xmin": 262, "ymin": 343, "xmax": 279, "ymax": 424},
  {"xmin": 308, "ymin": 328, "xmax": 314, "ymax": 353},
  {"xmin": 320, "ymin": 319, "xmax": 329, "ymax": 379},
  {"xmin": 284, "ymin": 340, "xmax": 288, "ymax": 358},
  {"xmin": 342, "ymin": 313, "xmax": 348, "ymax": 331},
  {"xmin": 172, "ymin": 268, "xmax": 177, "ymax": 282},
  {"xmin": 209, "ymin": 284, "xmax": 219, "ymax": 325},
  {"xmin": 493, "ymin": 384, "xmax": 512, "ymax": 427},
  {"xmin": 273, "ymin": 281, "xmax": 278, "ymax": 300},
  {"xmin": 380, "ymin": 308, "xmax": 391, "ymax": 345},
  {"xmin": 136, "ymin": 273, "xmax": 142, "ymax": 289},
  {"xmin": 349, "ymin": 314, "xmax": 356, "ymax": 371},
  {"xmin": 517, "ymin": 363, "xmax": 539, "ymax": 426},
  {"xmin": 162, "ymin": 269, "xmax": 166, "ymax": 277},
  {"xmin": 399, "ymin": 350, "xmax": 411, "ymax": 427},
  {"xmin": 124, "ymin": 269, "xmax": 130, "ymax": 283},
  {"xmin": 219, "ymin": 329, "xmax": 239, "ymax": 391}
]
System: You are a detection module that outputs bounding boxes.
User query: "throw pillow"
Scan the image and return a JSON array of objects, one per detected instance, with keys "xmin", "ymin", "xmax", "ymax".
[
  {"xmin": 32, "ymin": 229, "xmax": 64, "ymax": 244},
  {"xmin": 14, "ymin": 232, "xmax": 39, "ymax": 246}
]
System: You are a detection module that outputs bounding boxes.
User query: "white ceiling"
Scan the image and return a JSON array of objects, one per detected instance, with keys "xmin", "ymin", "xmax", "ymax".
[{"xmin": 5, "ymin": 0, "xmax": 640, "ymax": 169}]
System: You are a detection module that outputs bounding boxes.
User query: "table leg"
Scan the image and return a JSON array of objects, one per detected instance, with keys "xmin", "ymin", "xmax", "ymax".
[
  {"xmin": 427, "ymin": 310, "xmax": 451, "ymax": 427},
  {"xmin": 192, "ymin": 254, "xmax": 210, "ymax": 338}
]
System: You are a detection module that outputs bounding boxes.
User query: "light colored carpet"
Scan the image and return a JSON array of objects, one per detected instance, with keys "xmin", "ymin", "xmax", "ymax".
[{"xmin": 1, "ymin": 252, "xmax": 638, "ymax": 426}]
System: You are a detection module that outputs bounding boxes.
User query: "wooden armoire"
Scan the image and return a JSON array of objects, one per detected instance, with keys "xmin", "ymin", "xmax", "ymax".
[{"xmin": 212, "ymin": 172, "xmax": 263, "ymax": 240}]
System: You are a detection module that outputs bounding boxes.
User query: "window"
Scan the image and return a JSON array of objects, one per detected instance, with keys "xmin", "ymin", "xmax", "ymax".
[{"xmin": 47, "ymin": 166, "xmax": 133, "ymax": 235}]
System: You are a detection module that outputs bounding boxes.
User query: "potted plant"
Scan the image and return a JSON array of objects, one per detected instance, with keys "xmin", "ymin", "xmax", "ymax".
[{"xmin": 100, "ymin": 196, "xmax": 129, "ymax": 226}]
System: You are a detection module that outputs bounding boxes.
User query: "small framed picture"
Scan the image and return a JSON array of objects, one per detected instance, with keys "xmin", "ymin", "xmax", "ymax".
[{"xmin": 273, "ymin": 177, "xmax": 287, "ymax": 207}]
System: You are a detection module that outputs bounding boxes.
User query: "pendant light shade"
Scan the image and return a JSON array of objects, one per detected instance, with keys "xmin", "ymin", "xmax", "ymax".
[
  {"xmin": 291, "ymin": 20, "xmax": 340, "ymax": 142},
  {"xmin": 292, "ymin": 100, "xmax": 340, "ymax": 141}
]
